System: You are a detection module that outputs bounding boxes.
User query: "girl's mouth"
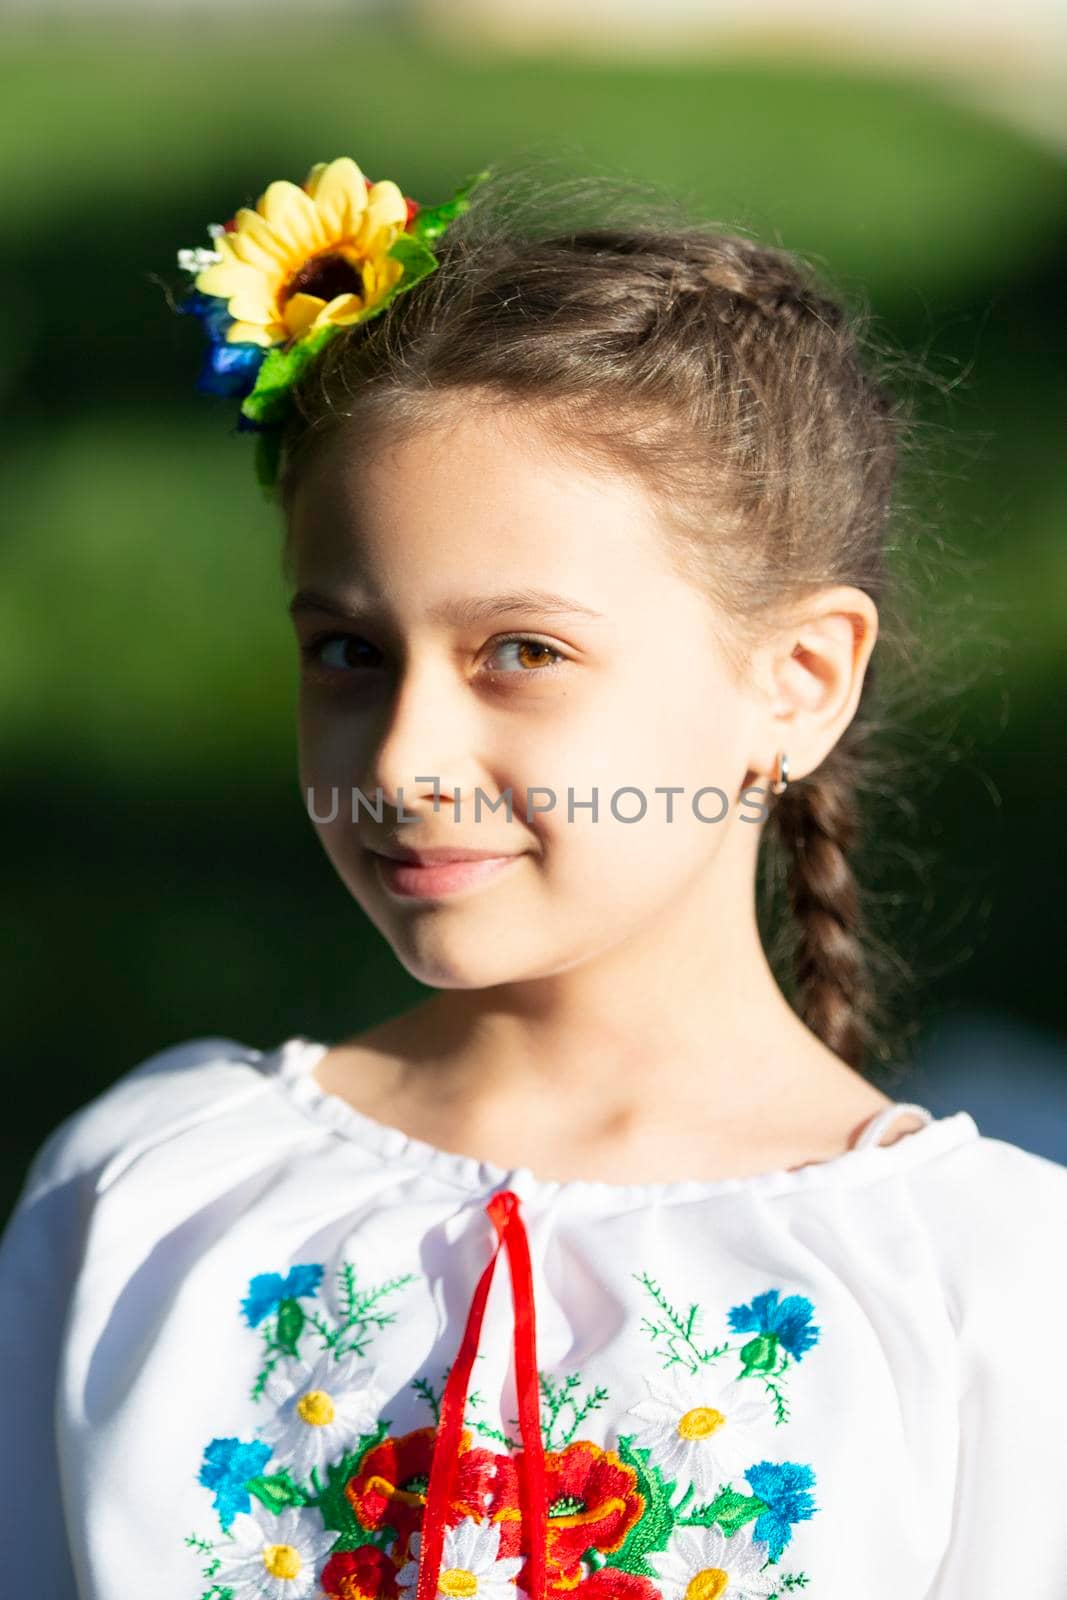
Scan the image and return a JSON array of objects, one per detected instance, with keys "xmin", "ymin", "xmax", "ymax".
[{"xmin": 372, "ymin": 852, "xmax": 524, "ymax": 900}]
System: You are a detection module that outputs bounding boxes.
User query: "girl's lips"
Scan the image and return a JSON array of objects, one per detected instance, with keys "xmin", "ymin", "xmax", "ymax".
[{"xmin": 373, "ymin": 852, "xmax": 523, "ymax": 899}]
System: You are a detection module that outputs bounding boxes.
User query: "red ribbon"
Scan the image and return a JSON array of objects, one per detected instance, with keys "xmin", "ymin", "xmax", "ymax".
[{"xmin": 415, "ymin": 1188, "xmax": 547, "ymax": 1600}]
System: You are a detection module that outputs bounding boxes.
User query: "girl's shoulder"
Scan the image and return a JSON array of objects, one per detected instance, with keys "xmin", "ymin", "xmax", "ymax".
[
  {"xmin": 903, "ymin": 1116, "xmax": 1067, "ymax": 1230},
  {"xmin": 900, "ymin": 1122, "xmax": 1067, "ymax": 1330},
  {"xmin": 913, "ymin": 1119, "xmax": 1067, "ymax": 1212},
  {"xmin": 16, "ymin": 1034, "xmax": 266, "ymax": 1205}
]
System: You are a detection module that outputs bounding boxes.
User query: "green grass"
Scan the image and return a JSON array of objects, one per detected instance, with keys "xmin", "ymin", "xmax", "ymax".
[{"xmin": 2, "ymin": 21, "xmax": 1064, "ymax": 296}]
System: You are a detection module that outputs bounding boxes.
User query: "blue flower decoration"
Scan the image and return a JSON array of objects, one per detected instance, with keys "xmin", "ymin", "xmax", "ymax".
[
  {"xmin": 198, "ymin": 1435, "xmax": 273, "ymax": 1530},
  {"xmin": 727, "ymin": 1288, "xmax": 820, "ymax": 1361},
  {"xmin": 745, "ymin": 1459, "xmax": 817, "ymax": 1561},
  {"xmin": 241, "ymin": 1263, "xmax": 325, "ymax": 1327},
  {"xmin": 177, "ymin": 289, "xmax": 265, "ymax": 398}
]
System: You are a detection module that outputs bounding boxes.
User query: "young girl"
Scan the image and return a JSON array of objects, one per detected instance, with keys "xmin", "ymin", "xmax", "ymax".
[{"xmin": 2, "ymin": 155, "xmax": 1064, "ymax": 1600}]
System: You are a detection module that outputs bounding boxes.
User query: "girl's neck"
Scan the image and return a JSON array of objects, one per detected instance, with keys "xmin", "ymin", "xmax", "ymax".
[{"xmin": 320, "ymin": 969, "xmax": 896, "ymax": 1189}]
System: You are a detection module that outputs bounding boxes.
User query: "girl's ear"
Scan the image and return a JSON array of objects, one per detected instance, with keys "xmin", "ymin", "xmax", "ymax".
[{"xmin": 750, "ymin": 585, "xmax": 879, "ymax": 782}]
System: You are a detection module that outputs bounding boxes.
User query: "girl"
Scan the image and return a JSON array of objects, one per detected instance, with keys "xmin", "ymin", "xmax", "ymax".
[{"xmin": 2, "ymin": 155, "xmax": 1065, "ymax": 1600}]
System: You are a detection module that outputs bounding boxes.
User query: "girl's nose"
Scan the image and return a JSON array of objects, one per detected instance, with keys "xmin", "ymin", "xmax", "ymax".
[{"xmin": 356, "ymin": 658, "xmax": 474, "ymax": 821}]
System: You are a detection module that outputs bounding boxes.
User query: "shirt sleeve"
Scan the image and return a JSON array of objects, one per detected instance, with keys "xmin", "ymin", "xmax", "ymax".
[
  {"xmin": 924, "ymin": 1135, "xmax": 1067, "ymax": 1595},
  {"xmin": 0, "ymin": 1121, "xmax": 91, "ymax": 1592},
  {"xmin": 0, "ymin": 1035, "xmax": 250, "ymax": 1593}
]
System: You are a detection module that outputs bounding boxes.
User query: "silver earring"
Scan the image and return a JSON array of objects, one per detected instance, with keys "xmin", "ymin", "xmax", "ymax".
[{"xmin": 771, "ymin": 751, "xmax": 790, "ymax": 795}]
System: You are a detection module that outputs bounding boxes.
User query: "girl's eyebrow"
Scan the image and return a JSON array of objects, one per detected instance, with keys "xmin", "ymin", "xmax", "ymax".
[{"xmin": 287, "ymin": 587, "xmax": 608, "ymax": 627}]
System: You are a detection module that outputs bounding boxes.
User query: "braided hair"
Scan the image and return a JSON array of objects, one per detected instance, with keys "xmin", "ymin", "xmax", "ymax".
[{"xmin": 276, "ymin": 165, "xmax": 923, "ymax": 1077}]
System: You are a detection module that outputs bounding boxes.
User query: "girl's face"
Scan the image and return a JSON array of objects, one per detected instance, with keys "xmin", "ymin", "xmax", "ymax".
[{"xmin": 287, "ymin": 401, "xmax": 768, "ymax": 990}]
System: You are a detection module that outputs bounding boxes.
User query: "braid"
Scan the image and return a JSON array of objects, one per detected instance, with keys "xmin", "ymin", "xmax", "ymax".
[
  {"xmin": 690, "ymin": 240, "xmax": 850, "ymax": 352},
  {"xmin": 768, "ymin": 743, "xmax": 876, "ymax": 1072}
]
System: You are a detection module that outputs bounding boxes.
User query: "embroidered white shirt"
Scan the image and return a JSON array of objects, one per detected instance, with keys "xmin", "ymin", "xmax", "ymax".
[{"xmin": 1, "ymin": 1033, "xmax": 1064, "ymax": 1600}]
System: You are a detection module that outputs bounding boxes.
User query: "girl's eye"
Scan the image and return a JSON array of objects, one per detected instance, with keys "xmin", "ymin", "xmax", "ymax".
[
  {"xmin": 299, "ymin": 632, "xmax": 566, "ymax": 679},
  {"xmin": 484, "ymin": 635, "xmax": 566, "ymax": 675},
  {"xmin": 300, "ymin": 633, "xmax": 381, "ymax": 672}
]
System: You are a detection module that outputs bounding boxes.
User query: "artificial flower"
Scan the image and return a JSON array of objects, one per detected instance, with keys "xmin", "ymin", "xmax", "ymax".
[{"xmin": 193, "ymin": 157, "xmax": 409, "ymax": 349}]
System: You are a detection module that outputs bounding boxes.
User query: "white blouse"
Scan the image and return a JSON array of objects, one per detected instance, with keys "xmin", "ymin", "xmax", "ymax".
[{"xmin": 1, "ymin": 1032, "xmax": 1065, "ymax": 1600}]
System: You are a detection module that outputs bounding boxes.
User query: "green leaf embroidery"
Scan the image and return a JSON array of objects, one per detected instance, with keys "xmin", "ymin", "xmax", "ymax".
[
  {"xmin": 540, "ymin": 1371, "xmax": 611, "ymax": 1451},
  {"xmin": 307, "ymin": 1421, "xmax": 396, "ymax": 1551},
  {"xmin": 274, "ymin": 1297, "xmax": 305, "ymax": 1357},
  {"xmin": 245, "ymin": 1469, "xmax": 307, "ymax": 1514},
  {"xmin": 633, "ymin": 1271, "xmax": 730, "ymax": 1373},
  {"xmin": 411, "ymin": 1356, "xmax": 501, "ymax": 1438},
  {"xmin": 603, "ymin": 1432, "xmax": 677, "ymax": 1575},
  {"xmin": 184, "ymin": 1532, "xmax": 234, "ymax": 1599},
  {"xmin": 687, "ymin": 1484, "xmax": 769, "ymax": 1537},
  {"xmin": 251, "ymin": 1261, "xmax": 416, "ymax": 1398}
]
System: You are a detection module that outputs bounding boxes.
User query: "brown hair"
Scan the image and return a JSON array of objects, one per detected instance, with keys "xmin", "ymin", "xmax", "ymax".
[{"xmin": 276, "ymin": 163, "xmax": 950, "ymax": 1082}]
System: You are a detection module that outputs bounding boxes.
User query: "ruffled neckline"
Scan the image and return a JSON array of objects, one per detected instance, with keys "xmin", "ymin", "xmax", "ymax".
[{"xmin": 258, "ymin": 1035, "xmax": 981, "ymax": 1207}]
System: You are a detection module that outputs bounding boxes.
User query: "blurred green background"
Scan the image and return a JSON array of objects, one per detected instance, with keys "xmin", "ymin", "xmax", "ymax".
[{"xmin": 4, "ymin": 14, "xmax": 1067, "ymax": 1221}]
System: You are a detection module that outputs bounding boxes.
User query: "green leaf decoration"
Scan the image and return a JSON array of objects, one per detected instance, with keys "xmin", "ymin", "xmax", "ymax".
[
  {"xmin": 253, "ymin": 427, "xmax": 283, "ymax": 497},
  {"xmin": 410, "ymin": 168, "xmax": 490, "ymax": 244},
  {"xmin": 603, "ymin": 1433, "xmax": 677, "ymax": 1575},
  {"xmin": 239, "ymin": 322, "xmax": 341, "ymax": 426},
  {"xmin": 274, "ymin": 1297, "xmax": 305, "ymax": 1357},
  {"xmin": 246, "ymin": 1470, "xmax": 307, "ymax": 1514},
  {"xmin": 696, "ymin": 1486, "xmax": 769, "ymax": 1537},
  {"xmin": 385, "ymin": 231, "xmax": 439, "ymax": 290},
  {"xmin": 739, "ymin": 1333, "xmax": 781, "ymax": 1375},
  {"xmin": 311, "ymin": 1421, "xmax": 394, "ymax": 1550}
]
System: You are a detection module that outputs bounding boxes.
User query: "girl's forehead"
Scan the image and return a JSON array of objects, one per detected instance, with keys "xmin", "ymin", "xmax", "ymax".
[
  {"xmin": 287, "ymin": 521, "xmax": 697, "ymax": 639},
  {"xmin": 290, "ymin": 401, "xmax": 664, "ymax": 527},
  {"xmin": 287, "ymin": 421, "xmax": 680, "ymax": 594}
]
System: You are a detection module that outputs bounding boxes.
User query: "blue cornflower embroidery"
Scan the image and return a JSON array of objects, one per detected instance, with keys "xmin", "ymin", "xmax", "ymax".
[
  {"xmin": 240, "ymin": 1263, "xmax": 325, "ymax": 1327},
  {"xmin": 197, "ymin": 1435, "xmax": 272, "ymax": 1530},
  {"xmin": 745, "ymin": 1458, "xmax": 818, "ymax": 1561},
  {"xmin": 728, "ymin": 1288, "xmax": 821, "ymax": 1368}
]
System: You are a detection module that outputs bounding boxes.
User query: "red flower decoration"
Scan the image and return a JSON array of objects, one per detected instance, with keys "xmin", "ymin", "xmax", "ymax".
[
  {"xmin": 553, "ymin": 1572, "xmax": 662, "ymax": 1598},
  {"xmin": 344, "ymin": 1426, "xmax": 512, "ymax": 1565},
  {"xmin": 321, "ymin": 1544, "xmax": 400, "ymax": 1599},
  {"xmin": 512, "ymin": 1440, "xmax": 647, "ymax": 1591}
]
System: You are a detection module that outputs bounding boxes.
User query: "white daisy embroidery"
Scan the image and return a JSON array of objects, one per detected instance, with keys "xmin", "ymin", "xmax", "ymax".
[
  {"xmin": 211, "ymin": 1504, "xmax": 337, "ymax": 1597},
  {"xmin": 259, "ymin": 1348, "xmax": 387, "ymax": 1480},
  {"xmin": 624, "ymin": 1370, "xmax": 769, "ymax": 1501},
  {"xmin": 647, "ymin": 1522, "xmax": 777, "ymax": 1600},
  {"xmin": 395, "ymin": 1516, "xmax": 527, "ymax": 1599}
]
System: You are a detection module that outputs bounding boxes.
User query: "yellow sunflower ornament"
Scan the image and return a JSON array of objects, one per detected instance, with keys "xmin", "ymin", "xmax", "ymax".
[{"xmin": 175, "ymin": 157, "xmax": 487, "ymax": 493}]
